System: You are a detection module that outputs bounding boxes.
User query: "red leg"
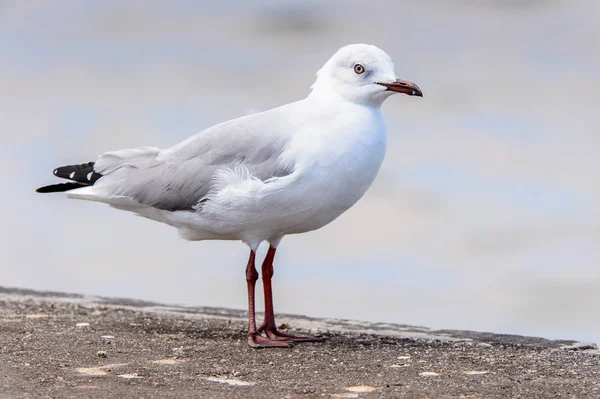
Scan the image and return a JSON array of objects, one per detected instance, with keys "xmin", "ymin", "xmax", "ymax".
[
  {"xmin": 258, "ymin": 246, "xmax": 325, "ymax": 343},
  {"xmin": 245, "ymin": 250, "xmax": 292, "ymax": 348}
]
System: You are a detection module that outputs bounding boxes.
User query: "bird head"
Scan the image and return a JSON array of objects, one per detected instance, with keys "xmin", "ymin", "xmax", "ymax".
[{"xmin": 311, "ymin": 44, "xmax": 422, "ymax": 107}]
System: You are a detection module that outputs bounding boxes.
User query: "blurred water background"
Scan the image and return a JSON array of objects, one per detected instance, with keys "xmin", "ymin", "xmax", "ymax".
[{"xmin": 1, "ymin": 1, "xmax": 599, "ymax": 343}]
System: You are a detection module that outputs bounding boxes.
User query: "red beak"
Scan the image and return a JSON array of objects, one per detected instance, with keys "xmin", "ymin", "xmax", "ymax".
[{"xmin": 377, "ymin": 79, "xmax": 423, "ymax": 97}]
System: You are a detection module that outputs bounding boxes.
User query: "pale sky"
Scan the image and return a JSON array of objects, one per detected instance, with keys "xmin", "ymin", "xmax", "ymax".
[{"xmin": 1, "ymin": 0, "xmax": 599, "ymax": 342}]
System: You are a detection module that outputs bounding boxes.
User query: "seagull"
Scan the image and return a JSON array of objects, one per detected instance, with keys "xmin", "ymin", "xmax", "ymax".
[{"xmin": 36, "ymin": 44, "xmax": 422, "ymax": 348}]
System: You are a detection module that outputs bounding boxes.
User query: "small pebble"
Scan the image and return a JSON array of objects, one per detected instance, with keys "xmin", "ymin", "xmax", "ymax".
[
  {"xmin": 463, "ymin": 370, "xmax": 489, "ymax": 375},
  {"xmin": 151, "ymin": 359, "xmax": 179, "ymax": 365},
  {"xmin": 25, "ymin": 314, "xmax": 49, "ymax": 319},
  {"xmin": 346, "ymin": 386, "xmax": 376, "ymax": 393},
  {"xmin": 76, "ymin": 322, "xmax": 90, "ymax": 327},
  {"xmin": 97, "ymin": 351, "xmax": 107, "ymax": 359},
  {"xmin": 202, "ymin": 377, "xmax": 255, "ymax": 386},
  {"xmin": 117, "ymin": 374, "xmax": 143, "ymax": 379}
]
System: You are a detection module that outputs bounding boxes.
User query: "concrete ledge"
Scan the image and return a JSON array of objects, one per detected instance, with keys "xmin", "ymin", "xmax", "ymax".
[{"xmin": 1, "ymin": 286, "xmax": 598, "ymax": 398}]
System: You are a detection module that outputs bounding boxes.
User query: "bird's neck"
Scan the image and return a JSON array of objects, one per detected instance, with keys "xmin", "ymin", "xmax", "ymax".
[
  {"xmin": 307, "ymin": 82, "xmax": 342, "ymax": 102},
  {"xmin": 307, "ymin": 84, "xmax": 381, "ymax": 112}
]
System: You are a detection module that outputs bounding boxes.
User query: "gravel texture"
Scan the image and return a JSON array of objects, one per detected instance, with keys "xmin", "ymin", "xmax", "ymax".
[{"xmin": 1, "ymin": 287, "xmax": 598, "ymax": 398}]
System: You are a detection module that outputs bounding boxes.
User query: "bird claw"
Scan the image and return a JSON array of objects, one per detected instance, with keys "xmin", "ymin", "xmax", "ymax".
[
  {"xmin": 247, "ymin": 333, "xmax": 294, "ymax": 349},
  {"xmin": 258, "ymin": 324, "xmax": 326, "ymax": 342}
]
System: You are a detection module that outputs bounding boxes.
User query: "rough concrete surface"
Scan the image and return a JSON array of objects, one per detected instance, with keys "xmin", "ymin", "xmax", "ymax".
[{"xmin": 1, "ymin": 286, "xmax": 598, "ymax": 398}]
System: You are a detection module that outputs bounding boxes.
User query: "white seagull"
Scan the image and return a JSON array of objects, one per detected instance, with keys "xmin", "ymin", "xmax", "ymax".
[{"xmin": 37, "ymin": 44, "xmax": 422, "ymax": 348}]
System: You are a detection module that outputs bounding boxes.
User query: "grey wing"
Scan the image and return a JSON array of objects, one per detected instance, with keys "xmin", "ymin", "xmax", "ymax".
[{"xmin": 94, "ymin": 110, "xmax": 294, "ymax": 212}]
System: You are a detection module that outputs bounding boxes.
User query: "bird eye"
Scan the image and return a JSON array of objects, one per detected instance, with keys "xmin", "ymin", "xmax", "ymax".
[{"xmin": 353, "ymin": 64, "xmax": 365, "ymax": 74}]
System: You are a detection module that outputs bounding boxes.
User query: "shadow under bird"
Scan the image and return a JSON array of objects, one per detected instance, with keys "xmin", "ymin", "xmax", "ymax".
[{"xmin": 37, "ymin": 44, "xmax": 423, "ymax": 348}]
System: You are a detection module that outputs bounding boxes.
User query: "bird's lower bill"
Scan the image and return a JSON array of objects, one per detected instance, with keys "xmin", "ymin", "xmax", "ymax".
[{"xmin": 377, "ymin": 79, "xmax": 423, "ymax": 97}]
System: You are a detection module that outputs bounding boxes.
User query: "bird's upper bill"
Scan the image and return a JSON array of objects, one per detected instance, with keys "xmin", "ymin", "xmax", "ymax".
[{"xmin": 377, "ymin": 79, "xmax": 423, "ymax": 97}]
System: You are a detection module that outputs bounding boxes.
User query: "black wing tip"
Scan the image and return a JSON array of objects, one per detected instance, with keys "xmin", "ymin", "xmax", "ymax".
[
  {"xmin": 36, "ymin": 182, "xmax": 87, "ymax": 193},
  {"xmin": 38, "ymin": 161, "xmax": 101, "ymax": 193},
  {"xmin": 46, "ymin": 161, "xmax": 103, "ymax": 185}
]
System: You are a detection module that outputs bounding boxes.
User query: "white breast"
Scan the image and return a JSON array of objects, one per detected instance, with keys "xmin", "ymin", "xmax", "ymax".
[{"xmin": 275, "ymin": 102, "xmax": 387, "ymax": 234}]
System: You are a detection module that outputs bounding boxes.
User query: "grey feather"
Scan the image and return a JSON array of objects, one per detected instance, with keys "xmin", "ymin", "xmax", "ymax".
[{"xmin": 94, "ymin": 106, "xmax": 296, "ymax": 212}]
